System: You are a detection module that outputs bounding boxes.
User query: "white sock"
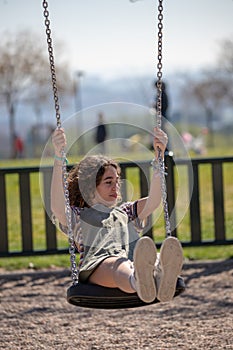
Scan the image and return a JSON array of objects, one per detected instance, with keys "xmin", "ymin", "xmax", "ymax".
[{"xmin": 129, "ymin": 274, "xmax": 136, "ymax": 291}]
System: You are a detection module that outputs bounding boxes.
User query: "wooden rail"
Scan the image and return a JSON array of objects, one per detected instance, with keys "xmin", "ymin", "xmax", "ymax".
[{"xmin": 0, "ymin": 156, "xmax": 232, "ymax": 257}]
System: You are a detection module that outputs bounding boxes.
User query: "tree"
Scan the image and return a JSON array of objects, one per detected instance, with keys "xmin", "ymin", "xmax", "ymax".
[
  {"xmin": 217, "ymin": 38, "xmax": 233, "ymax": 104},
  {"xmin": 0, "ymin": 30, "xmax": 72, "ymax": 158},
  {"xmin": 191, "ymin": 75, "xmax": 228, "ymax": 146},
  {"xmin": 180, "ymin": 38, "xmax": 233, "ymax": 147}
]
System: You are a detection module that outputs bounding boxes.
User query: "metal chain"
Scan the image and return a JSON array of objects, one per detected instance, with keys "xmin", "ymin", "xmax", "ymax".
[
  {"xmin": 42, "ymin": 0, "xmax": 79, "ymax": 284},
  {"xmin": 42, "ymin": 0, "xmax": 61, "ymax": 128},
  {"xmin": 130, "ymin": 0, "xmax": 172, "ymax": 237},
  {"xmin": 156, "ymin": 0, "xmax": 172, "ymax": 237},
  {"xmin": 156, "ymin": 0, "xmax": 163, "ymax": 129}
]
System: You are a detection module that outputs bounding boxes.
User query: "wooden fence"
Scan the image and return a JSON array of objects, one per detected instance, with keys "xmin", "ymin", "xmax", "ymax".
[{"xmin": 0, "ymin": 155, "xmax": 232, "ymax": 257}]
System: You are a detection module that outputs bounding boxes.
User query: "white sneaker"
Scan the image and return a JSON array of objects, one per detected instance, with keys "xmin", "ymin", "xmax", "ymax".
[
  {"xmin": 155, "ymin": 236, "xmax": 183, "ymax": 302},
  {"xmin": 133, "ymin": 236, "xmax": 157, "ymax": 303}
]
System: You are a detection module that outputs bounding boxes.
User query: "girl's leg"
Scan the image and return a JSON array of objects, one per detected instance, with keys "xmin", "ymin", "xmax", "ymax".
[
  {"xmin": 89, "ymin": 256, "xmax": 135, "ymax": 293},
  {"xmin": 89, "ymin": 237, "xmax": 158, "ymax": 303}
]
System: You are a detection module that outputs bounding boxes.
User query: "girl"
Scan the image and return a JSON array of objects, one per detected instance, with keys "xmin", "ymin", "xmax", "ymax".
[{"xmin": 51, "ymin": 127, "xmax": 183, "ymax": 303}]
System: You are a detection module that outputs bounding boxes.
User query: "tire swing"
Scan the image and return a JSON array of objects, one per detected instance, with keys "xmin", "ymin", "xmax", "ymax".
[{"xmin": 42, "ymin": 0, "xmax": 185, "ymax": 309}]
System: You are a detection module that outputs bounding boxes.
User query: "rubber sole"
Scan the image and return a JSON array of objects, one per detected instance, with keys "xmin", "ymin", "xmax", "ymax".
[
  {"xmin": 156, "ymin": 237, "xmax": 183, "ymax": 302},
  {"xmin": 133, "ymin": 237, "xmax": 157, "ymax": 303}
]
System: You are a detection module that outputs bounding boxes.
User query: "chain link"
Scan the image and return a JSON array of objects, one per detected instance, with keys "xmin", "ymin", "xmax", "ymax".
[
  {"xmin": 42, "ymin": 0, "xmax": 79, "ymax": 284},
  {"xmin": 156, "ymin": 0, "xmax": 172, "ymax": 237}
]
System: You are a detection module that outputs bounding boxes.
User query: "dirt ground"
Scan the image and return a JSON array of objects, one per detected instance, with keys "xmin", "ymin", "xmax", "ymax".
[{"xmin": 0, "ymin": 259, "xmax": 232, "ymax": 350}]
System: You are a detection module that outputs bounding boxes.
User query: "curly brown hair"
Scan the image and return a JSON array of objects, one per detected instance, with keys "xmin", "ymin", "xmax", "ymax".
[{"xmin": 68, "ymin": 155, "xmax": 121, "ymax": 208}]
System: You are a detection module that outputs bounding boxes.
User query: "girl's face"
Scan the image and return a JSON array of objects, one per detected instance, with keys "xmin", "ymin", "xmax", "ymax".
[{"xmin": 93, "ymin": 166, "xmax": 120, "ymax": 207}]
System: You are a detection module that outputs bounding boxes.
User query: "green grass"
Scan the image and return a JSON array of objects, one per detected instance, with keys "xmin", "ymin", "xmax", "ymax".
[
  {"xmin": 0, "ymin": 254, "xmax": 71, "ymax": 271},
  {"xmin": 182, "ymin": 245, "xmax": 233, "ymax": 261},
  {"xmin": 1, "ymin": 244, "xmax": 232, "ymax": 271},
  {"xmin": 0, "ymin": 137, "xmax": 233, "ymax": 271}
]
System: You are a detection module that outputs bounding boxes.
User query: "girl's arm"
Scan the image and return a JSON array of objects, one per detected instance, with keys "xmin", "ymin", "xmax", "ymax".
[
  {"xmin": 50, "ymin": 128, "xmax": 67, "ymax": 226},
  {"xmin": 137, "ymin": 127, "xmax": 168, "ymax": 221}
]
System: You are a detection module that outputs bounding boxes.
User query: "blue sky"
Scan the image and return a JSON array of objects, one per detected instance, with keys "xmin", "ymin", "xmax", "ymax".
[{"xmin": 1, "ymin": 0, "xmax": 233, "ymax": 78}]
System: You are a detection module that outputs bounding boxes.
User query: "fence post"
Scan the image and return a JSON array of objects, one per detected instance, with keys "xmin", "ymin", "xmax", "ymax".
[
  {"xmin": 139, "ymin": 163, "xmax": 153, "ymax": 238},
  {"xmin": 42, "ymin": 167, "xmax": 57, "ymax": 251},
  {"xmin": 165, "ymin": 154, "xmax": 177, "ymax": 237},
  {"xmin": 189, "ymin": 162, "xmax": 201, "ymax": 243},
  {"xmin": 212, "ymin": 162, "xmax": 225, "ymax": 241},
  {"xmin": 19, "ymin": 172, "xmax": 33, "ymax": 252},
  {"xmin": 0, "ymin": 173, "xmax": 8, "ymax": 254}
]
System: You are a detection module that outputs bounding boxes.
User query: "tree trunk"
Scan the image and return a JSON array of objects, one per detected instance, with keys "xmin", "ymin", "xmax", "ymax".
[
  {"xmin": 7, "ymin": 98, "xmax": 16, "ymax": 159},
  {"xmin": 206, "ymin": 108, "xmax": 214, "ymax": 148}
]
